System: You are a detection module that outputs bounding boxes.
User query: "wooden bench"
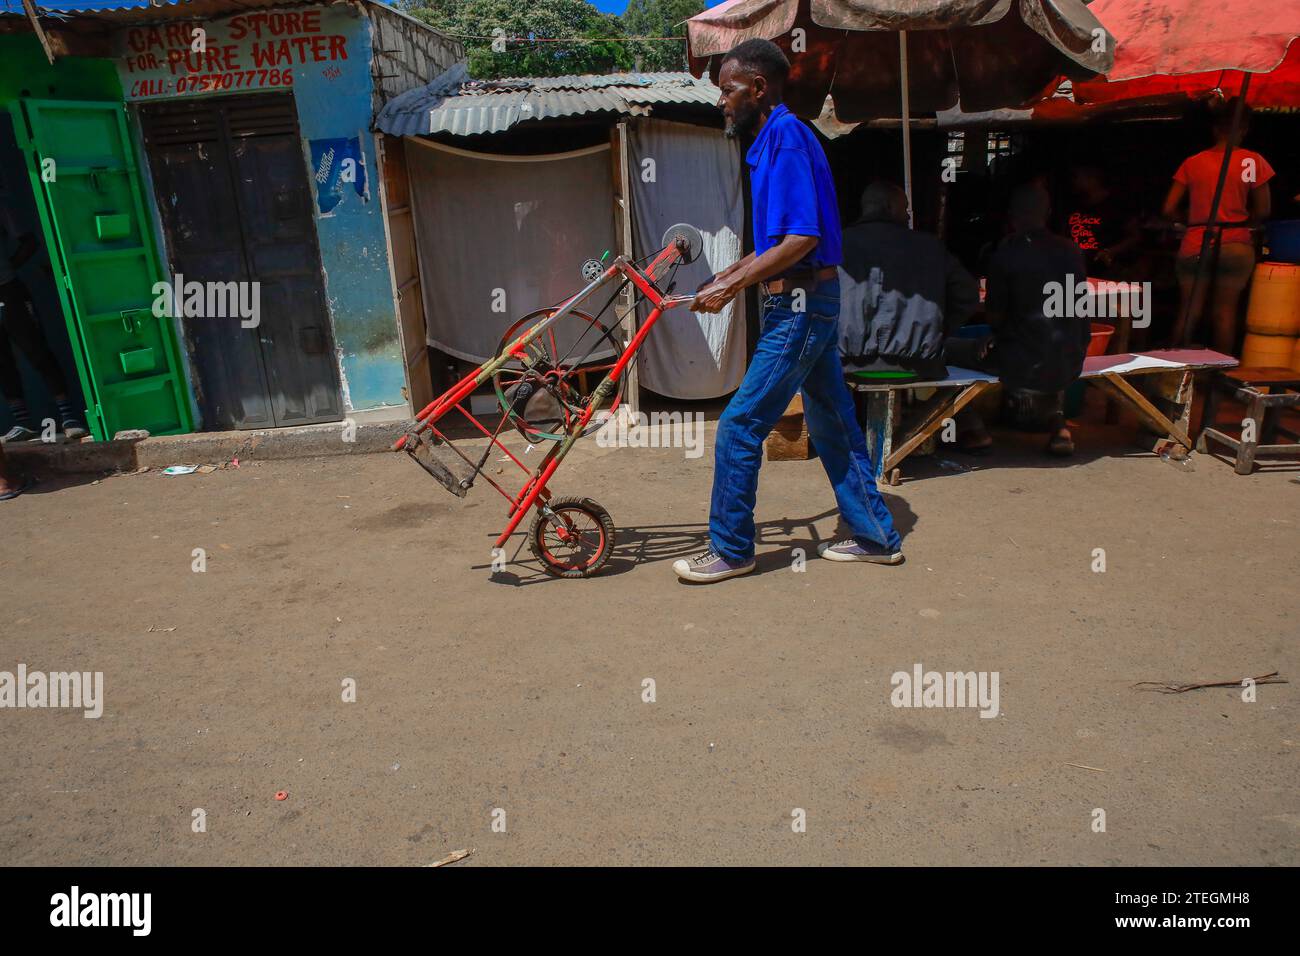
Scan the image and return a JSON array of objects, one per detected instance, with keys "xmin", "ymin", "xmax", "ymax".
[
  {"xmin": 844, "ymin": 349, "xmax": 1238, "ymax": 483},
  {"xmin": 1197, "ymin": 366, "xmax": 1300, "ymax": 474}
]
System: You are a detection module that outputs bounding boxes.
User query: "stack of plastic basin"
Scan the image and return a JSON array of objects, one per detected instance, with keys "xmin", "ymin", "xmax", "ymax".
[
  {"xmin": 1241, "ymin": 262, "xmax": 1300, "ymax": 370},
  {"xmin": 1087, "ymin": 322, "xmax": 1115, "ymax": 357}
]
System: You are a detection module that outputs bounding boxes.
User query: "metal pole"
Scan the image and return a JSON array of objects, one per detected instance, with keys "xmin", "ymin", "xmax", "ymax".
[{"xmin": 899, "ymin": 31, "xmax": 914, "ymax": 229}]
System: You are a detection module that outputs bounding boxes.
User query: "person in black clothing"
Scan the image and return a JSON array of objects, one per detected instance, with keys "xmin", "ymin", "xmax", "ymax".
[
  {"xmin": 1061, "ymin": 165, "xmax": 1141, "ymax": 280},
  {"xmin": 948, "ymin": 182, "xmax": 1090, "ymax": 456},
  {"xmin": 0, "ymin": 202, "xmax": 87, "ymax": 443},
  {"xmin": 838, "ymin": 181, "xmax": 979, "ymax": 382}
]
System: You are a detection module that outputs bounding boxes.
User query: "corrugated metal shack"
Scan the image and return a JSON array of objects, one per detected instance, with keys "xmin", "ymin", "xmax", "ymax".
[{"xmin": 375, "ymin": 68, "xmax": 748, "ymax": 413}]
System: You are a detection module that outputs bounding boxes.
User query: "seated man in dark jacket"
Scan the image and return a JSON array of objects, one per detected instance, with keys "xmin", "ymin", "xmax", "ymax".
[
  {"xmin": 838, "ymin": 181, "xmax": 979, "ymax": 381},
  {"xmin": 948, "ymin": 182, "xmax": 1090, "ymax": 455}
]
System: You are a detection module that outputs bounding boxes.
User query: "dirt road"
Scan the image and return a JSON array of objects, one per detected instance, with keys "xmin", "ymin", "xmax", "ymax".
[{"xmin": 1, "ymin": 425, "xmax": 1296, "ymax": 865}]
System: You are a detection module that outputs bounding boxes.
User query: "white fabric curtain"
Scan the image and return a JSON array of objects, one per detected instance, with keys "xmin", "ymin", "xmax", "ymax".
[
  {"xmin": 406, "ymin": 138, "xmax": 618, "ymax": 364},
  {"xmin": 628, "ymin": 120, "xmax": 746, "ymax": 399}
]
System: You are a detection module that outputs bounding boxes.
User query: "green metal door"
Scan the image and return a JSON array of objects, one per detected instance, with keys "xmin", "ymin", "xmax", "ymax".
[{"xmin": 15, "ymin": 99, "xmax": 191, "ymax": 440}]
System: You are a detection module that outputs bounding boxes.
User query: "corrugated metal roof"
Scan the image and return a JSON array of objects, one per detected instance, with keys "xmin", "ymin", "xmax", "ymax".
[
  {"xmin": 1, "ymin": 0, "xmax": 153, "ymax": 11},
  {"xmin": 516, "ymin": 72, "xmax": 706, "ymax": 90},
  {"xmin": 377, "ymin": 67, "xmax": 721, "ymax": 138},
  {"xmin": 619, "ymin": 84, "xmax": 719, "ymax": 106}
]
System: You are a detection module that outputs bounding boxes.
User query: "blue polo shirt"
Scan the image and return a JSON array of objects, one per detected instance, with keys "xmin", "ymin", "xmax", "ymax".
[{"xmin": 745, "ymin": 104, "xmax": 842, "ymax": 269}]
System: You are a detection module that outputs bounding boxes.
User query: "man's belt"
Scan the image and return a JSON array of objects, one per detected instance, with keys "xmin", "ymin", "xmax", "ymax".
[{"xmin": 763, "ymin": 267, "xmax": 838, "ymax": 296}]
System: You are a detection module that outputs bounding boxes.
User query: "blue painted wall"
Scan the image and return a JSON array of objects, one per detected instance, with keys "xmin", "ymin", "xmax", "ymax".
[
  {"xmin": 290, "ymin": 5, "xmax": 403, "ymax": 412},
  {"xmin": 115, "ymin": 3, "xmax": 404, "ymax": 414}
]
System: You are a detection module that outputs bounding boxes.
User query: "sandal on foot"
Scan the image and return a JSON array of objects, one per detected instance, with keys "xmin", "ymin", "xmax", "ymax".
[
  {"xmin": 0, "ymin": 475, "xmax": 36, "ymax": 501},
  {"xmin": 1047, "ymin": 432, "xmax": 1075, "ymax": 457}
]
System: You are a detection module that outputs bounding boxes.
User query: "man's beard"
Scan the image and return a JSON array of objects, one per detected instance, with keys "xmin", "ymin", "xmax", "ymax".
[{"xmin": 724, "ymin": 101, "xmax": 760, "ymax": 139}]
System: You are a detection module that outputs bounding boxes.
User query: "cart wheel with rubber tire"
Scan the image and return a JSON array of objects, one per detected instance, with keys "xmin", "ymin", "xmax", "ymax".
[
  {"xmin": 492, "ymin": 307, "xmax": 623, "ymax": 444},
  {"xmin": 529, "ymin": 496, "xmax": 616, "ymax": 578}
]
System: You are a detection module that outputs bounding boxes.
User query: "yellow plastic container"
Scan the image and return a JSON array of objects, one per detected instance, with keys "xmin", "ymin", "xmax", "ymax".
[
  {"xmin": 1240, "ymin": 332, "xmax": 1298, "ymax": 368},
  {"xmin": 1291, "ymin": 336, "xmax": 1300, "ymax": 372},
  {"xmin": 1245, "ymin": 262, "xmax": 1300, "ymax": 335}
]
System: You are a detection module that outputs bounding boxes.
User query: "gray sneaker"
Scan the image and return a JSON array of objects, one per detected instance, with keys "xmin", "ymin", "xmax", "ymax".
[
  {"xmin": 672, "ymin": 549, "xmax": 756, "ymax": 583},
  {"xmin": 61, "ymin": 420, "xmax": 89, "ymax": 440},
  {"xmin": 818, "ymin": 538, "xmax": 904, "ymax": 564},
  {"xmin": 1, "ymin": 425, "xmax": 37, "ymax": 444}
]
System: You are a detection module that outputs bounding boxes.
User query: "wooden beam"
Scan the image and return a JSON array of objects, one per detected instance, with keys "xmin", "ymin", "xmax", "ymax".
[
  {"xmin": 883, "ymin": 380, "xmax": 996, "ymax": 473},
  {"xmin": 615, "ymin": 120, "xmax": 639, "ymax": 417},
  {"xmin": 1095, "ymin": 372, "xmax": 1194, "ymax": 449},
  {"xmin": 21, "ymin": 0, "xmax": 56, "ymax": 65}
]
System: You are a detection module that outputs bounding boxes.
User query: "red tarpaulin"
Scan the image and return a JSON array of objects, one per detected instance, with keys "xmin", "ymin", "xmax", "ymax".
[{"xmin": 1074, "ymin": 0, "xmax": 1300, "ymax": 105}]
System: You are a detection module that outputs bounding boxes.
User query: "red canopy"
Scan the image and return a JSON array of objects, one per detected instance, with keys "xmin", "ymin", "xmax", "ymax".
[{"xmin": 1074, "ymin": 0, "xmax": 1300, "ymax": 105}]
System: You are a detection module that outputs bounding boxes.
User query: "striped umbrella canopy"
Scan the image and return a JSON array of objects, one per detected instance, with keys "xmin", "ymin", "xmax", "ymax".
[{"xmin": 685, "ymin": 0, "xmax": 1115, "ymax": 122}]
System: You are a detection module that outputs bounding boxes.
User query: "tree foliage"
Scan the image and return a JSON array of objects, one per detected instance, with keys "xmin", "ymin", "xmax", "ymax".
[
  {"xmin": 405, "ymin": 0, "xmax": 630, "ymax": 78},
  {"xmin": 401, "ymin": 0, "xmax": 703, "ymax": 78},
  {"xmin": 622, "ymin": 0, "xmax": 702, "ymax": 73}
]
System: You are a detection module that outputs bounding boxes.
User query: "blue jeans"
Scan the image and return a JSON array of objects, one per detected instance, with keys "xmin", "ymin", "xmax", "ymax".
[{"xmin": 709, "ymin": 278, "xmax": 902, "ymax": 561}]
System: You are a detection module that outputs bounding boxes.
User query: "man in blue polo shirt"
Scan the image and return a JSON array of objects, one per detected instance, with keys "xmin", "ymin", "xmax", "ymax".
[{"xmin": 675, "ymin": 38, "xmax": 903, "ymax": 583}]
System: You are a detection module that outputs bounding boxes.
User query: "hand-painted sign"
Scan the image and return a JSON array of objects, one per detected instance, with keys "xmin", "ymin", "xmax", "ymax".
[
  {"xmin": 117, "ymin": 9, "xmax": 352, "ymax": 100},
  {"xmin": 309, "ymin": 136, "xmax": 368, "ymax": 215}
]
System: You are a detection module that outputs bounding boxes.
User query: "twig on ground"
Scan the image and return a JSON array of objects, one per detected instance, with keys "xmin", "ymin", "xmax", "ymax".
[
  {"xmin": 425, "ymin": 848, "xmax": 473, "ymax": 867},
  {"xmin": 1132, "ymin": 671, "xmax": 1286, "ymax": 694}
]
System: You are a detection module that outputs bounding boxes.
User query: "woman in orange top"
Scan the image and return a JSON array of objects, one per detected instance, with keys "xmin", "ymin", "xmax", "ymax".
[{"xmin": 1162, "ymin": 98, "xmax": 1274, "ymax": 354}]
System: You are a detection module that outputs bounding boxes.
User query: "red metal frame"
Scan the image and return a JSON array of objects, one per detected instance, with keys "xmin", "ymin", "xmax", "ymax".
[{"xmin": 393, "ymin": 242, "xmax": 693, "ymax": 555}]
